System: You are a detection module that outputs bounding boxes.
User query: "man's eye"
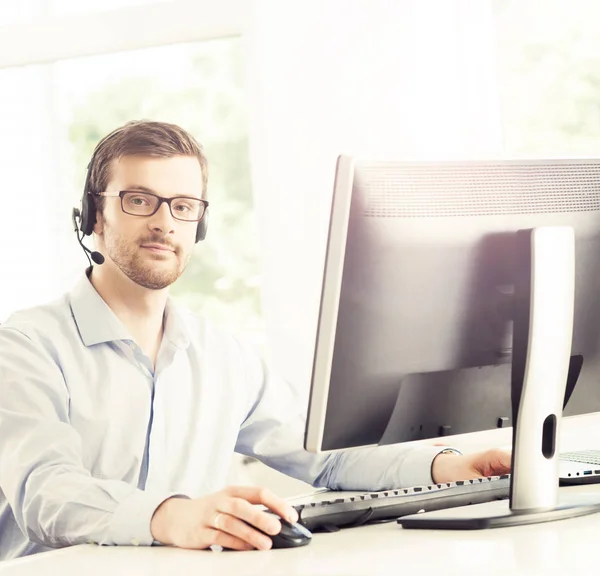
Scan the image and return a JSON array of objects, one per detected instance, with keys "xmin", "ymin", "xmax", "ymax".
[
  {"xmin": 173, "ymin": 203, "xmax": 192, "ymax": 212},
  {"xmin": 129, "ymin": 196, "xmax": 150, "ymax": 206}
]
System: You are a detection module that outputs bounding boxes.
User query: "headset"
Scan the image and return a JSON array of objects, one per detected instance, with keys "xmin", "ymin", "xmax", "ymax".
[{"xmin": 72, "ymin": 131, "xmax": 209, "ymax": 266}]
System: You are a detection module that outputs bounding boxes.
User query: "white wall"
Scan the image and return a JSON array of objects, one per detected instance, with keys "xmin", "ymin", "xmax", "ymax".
[{"xmin": 247, "ymin": 0, "xmax": 503, "ymax": 392}]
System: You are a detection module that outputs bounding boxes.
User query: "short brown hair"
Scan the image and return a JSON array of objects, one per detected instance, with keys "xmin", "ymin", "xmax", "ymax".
[{"xmin": 87, "ymin": 120, "xmax": 208, "ymax": 209}]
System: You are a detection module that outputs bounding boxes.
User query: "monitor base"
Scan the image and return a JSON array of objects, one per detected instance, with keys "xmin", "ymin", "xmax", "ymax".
[{"xmin": 399, "ymin": 493, "xmax": 600, "ymax": 530}]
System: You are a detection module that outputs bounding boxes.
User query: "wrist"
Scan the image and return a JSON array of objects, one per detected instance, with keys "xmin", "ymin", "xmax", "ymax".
[
  {"xmin": 431, "ymin": 448, "xmax": 462, "ymax": 484},
  {"xmin": 150, "ymin": 497, "xmax": 178, "ymax": 545}
]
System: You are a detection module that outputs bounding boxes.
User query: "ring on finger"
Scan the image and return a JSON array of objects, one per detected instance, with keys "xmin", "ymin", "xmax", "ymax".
[{"xmin": 213, "ymin": 512, "xmax": 225, "ymax": 531}]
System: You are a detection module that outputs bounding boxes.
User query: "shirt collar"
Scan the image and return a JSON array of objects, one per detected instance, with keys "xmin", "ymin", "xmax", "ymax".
[
  {"xmin": 69, "ymin": 271, "xmax": 191, "ymax": 350},
  {"xmin": 163, "ymin": 297, "xmax": 191, "ymax": 350}
]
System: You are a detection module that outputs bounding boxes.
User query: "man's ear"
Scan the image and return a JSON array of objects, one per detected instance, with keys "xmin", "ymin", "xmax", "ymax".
[{"xmin": 93, "ymin": 209, "xmax": 104, "ymax": 235}]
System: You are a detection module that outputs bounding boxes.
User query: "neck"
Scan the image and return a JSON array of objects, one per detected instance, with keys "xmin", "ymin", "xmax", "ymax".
[{"xmin": 89, "ymin": 262, "xmax": 168, "ymax": 362}]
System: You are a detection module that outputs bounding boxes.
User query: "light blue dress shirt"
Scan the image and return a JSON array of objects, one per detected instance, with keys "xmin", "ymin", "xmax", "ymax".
[{"xmin": 0, "ymin": 272, "xmax": 444, "ymax": 561}]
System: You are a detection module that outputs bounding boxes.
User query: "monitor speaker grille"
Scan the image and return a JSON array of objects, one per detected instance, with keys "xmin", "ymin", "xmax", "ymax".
[{"xmin": 359, "ymin": 161, "xmax": 600, "ymax": 217}]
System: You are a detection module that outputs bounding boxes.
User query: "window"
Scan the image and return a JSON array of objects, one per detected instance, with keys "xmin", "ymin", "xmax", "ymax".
[
  {"xmin": 493, "ymin": 0, "xmax": 600, "ymax": 155},
  {"xmin": 0, "ymin": 38, "xmax": 262, "ymax": 339}
]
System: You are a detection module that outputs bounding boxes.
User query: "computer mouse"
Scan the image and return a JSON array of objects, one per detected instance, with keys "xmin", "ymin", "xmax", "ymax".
[{"xmin": 264, "ymin": 514, "xmax": 313, "ymax": 549}]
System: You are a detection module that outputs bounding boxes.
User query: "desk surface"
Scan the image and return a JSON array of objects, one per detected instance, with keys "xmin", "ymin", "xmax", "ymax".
[
  {"xmin": 4, "ymin": 415, "xmax": 600, "ymax": 576},
  {"xmin": 3, "ymin": 485, "xmax": 600, "ymax": 576}
]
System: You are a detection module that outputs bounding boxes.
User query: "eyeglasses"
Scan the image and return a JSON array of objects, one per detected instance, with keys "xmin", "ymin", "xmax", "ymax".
[{"xmin": 98, "ymin": 190, "xmax": 208, "ymax": 222}]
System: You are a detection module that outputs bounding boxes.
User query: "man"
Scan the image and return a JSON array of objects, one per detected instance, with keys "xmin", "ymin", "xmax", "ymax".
[{"xmin": 0, "ymin": 121, "xmax": 510, "ymax": 561}]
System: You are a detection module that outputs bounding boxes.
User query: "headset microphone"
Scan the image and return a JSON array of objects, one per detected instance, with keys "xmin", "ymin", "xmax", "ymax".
[
  {"xmin": 72, "ymin": 208, "xmax": 105, "ymax": 266},
  {"xmin": 90, "ymin": 250, "xmax": 105, "ymax": 265}
]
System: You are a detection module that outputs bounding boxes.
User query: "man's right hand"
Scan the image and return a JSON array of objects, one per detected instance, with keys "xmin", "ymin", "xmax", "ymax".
[{"xmin": 150, "ymin": 486, "xmax": 299, "ymax": 551}]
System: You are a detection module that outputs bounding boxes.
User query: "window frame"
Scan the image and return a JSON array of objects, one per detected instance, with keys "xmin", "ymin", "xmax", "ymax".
[{"xmin": 0, "ymin": 0, "xmax": 253, "ymax": 69}]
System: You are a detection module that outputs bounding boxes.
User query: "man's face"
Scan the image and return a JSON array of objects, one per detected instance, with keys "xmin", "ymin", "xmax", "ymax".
[{"xmin": 95, "ymin": 154, "xmax": 203, "ymax": 290}]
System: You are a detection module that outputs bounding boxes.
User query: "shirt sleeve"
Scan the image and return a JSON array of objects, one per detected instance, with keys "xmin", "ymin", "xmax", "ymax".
[
  {"xmin": 0, "ymin": 326, "xmax": 180, "ymax": 549},
  {"xmin": 233, "ymin": 343, "xmax": 450, "ymax": 491}
]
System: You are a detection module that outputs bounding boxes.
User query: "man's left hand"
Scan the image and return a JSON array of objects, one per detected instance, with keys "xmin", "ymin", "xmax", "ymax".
[{"xmin": 431, "ymin": 448, "xmax": 511, "ymax": 484}]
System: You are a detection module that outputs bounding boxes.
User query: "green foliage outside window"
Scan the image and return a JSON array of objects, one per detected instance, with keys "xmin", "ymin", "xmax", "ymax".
[{"xmin": 493, "ymin": 0, "xmax": 600, "ymax": 155}]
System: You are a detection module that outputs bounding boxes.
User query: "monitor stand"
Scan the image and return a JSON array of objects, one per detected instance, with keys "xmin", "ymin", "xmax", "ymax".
[{"xmin": 400, "ymin": 226, "xmax": 600, "ymax": 530}]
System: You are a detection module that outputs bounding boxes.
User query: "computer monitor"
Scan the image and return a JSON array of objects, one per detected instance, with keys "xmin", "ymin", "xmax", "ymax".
[{"xmin": 304, "ymin": 156, "xmax": 600, "ymax": 528}]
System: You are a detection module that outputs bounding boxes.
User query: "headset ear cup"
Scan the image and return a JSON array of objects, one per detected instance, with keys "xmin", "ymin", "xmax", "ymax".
[
  {"xmin": 80, "ymin": 165, "xmax": 97, "ymax": 237},
  {"xmin": 195, "ymin": 208, "xmax": 208, "ymax": 243},
  {"xmin": 80, "ymin": 193, "xmax": 97, "ymax": 237}
]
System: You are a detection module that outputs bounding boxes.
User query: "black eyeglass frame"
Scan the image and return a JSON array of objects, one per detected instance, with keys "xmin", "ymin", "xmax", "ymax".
[{"xmin": 96, "ymin": 190, "xmax": 209, "ymax": 222}]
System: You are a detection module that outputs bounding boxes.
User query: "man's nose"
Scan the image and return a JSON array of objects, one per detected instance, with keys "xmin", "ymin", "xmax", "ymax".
[{"xmin": 148, "ymin": 200, "xmax": 175, "ymax": 233}]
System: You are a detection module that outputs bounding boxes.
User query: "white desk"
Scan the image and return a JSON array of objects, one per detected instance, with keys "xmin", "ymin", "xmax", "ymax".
[
  {"xmin": 3, "ymin": 415, "xmax": 600, "ymax": 576},
  {"xmin": 3, "ymin": 488, "xmax": 600, "ymax": 576}
]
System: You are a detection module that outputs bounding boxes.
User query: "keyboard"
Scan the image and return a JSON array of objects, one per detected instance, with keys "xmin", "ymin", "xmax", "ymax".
[
  {"xmin": 561, "ymin": 449, "xmax": 600, "ymax": 466},
  {"xmin": 293, "ymin": 475, "xmax": 511, "ymax": 532}
]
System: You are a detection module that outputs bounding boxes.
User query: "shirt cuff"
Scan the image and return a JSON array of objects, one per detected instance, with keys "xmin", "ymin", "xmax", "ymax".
[
  {"xmin": 398, "ymin": 446, "xmax": 454, "ymax": 488},
  {"xmin": 109, "ymin": 490, "xmax": 188, "ymax": 547}
]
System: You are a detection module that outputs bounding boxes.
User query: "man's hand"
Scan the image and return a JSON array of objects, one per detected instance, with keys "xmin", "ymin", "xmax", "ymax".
[
  {"xmin": 431, "ymin": 448, "xmax": 511, "ymax": 484},
  {"xmin": 150, "ymin": 486, "xmax": 299, "ymax": 551}
]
